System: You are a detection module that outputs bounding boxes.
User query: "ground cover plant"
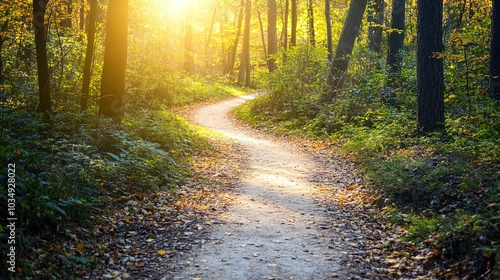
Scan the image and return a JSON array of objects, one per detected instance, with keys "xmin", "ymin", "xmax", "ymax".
[{"xmin": 236, "ymin": 38, "xmax": 499, "ymax": 277}]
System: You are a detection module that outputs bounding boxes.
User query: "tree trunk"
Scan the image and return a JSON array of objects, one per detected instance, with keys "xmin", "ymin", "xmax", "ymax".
[
  {"xmin": 99, "ymin": 0, "xmax": 128, "ymax": 122},
  {"xmin": 0, "ymin": 11, "xmax": 9, "ymax": 88},
  {"xmin": 226, "ymin": 0, "xmax": 245, "ymax": 75},
  {"xmin": 80, "ymin": 0, "xmax": 97, "ymax": 112},
  {"xmin": 80, "ymin": 0, "xmax": 86, "ymax": 32},
  {"xmin": 489, "ymin": 0, "xmax": 500, "ymax": 102},
  {"xmin": 417, "ymin": 0, "xmax": 444, "ymax": 134},
  {"xmin": 385, "ymin": 0, "xmax": 405, "ymax": 103},
  {"xmin": 268, "ymin": 0, "xmax": 277, "ymax": 71},
  {"xmin": 368, "ymin": 0, "xmax": 384, "ymax": 53},
  {"xmin": 326, "ymin": 0, "xmax": 368, "ymax": 98},
  {"xmin": 238, "ymin": 0, "xmax": 252, "ymax": 87},
  {"xmin": 290, "ymin": 0, "xmax": 297, "ymax": 46},
  {"xmin": 258, "ymin": 10, "xmax": 267, "ymax": 62},
  {"xmin": 386, "ymin": 0, "xmax": 405, "ymax": 82},
  {"xmin": 325, "ymin": 0, "xmax": 333, "ymax": 61},
  {"xmin": 282, "ymin": 0, "xmax": 289, "ymax": 50},
  {"xmin": 33, "ymin": 0, "xmax": 52, "ymax": 114},
  {"xmin": 184, "ymin": 22, "xmax": 195, "ymax": 74},
  {"xmin": 205, "ymin": 5, "xmax": 217, "ymax": 70},
  {"xmin": 308, "ymin": 0, "xmax": 316, "ymax": 45}
]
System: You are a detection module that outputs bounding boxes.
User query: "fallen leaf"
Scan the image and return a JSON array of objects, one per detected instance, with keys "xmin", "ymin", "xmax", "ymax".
[
  {"xmin": 76, "ymin": 242, "xmax": 84, "ymax": 253},
  {"xmin": 157, "ymin": 249, "xmax": 168, "ymax": 256}
]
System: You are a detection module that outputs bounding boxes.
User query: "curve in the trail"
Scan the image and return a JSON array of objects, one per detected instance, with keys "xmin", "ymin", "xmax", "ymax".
[{"xmin": 172, "ymin": 95, "xmax": 346, "ymax": 280}]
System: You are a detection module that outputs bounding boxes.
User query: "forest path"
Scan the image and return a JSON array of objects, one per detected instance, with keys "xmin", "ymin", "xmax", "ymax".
[{"xmin": 172, "ymin": 94, "xmax": 348, "ymax": 280}]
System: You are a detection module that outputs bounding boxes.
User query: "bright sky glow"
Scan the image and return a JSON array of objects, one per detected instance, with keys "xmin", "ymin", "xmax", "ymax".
[{"xmin": 156, "ymin": 0, "xmax": 192, "ymax": 17}]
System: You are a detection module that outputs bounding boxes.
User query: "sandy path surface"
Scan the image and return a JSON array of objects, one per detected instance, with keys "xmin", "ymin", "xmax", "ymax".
[{"xmin": 172, "ymin": 95, "xmax": 347, "ymax": 280}]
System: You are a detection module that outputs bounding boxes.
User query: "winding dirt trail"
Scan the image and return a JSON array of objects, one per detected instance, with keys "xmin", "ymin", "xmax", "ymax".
[{"xmin": 172, "ymin": 95, "xmax": 348, "ymax": 279}]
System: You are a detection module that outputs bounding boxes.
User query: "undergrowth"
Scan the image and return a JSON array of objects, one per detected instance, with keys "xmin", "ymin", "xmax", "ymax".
[
  {"xmin": 0, "ymin": 75, "xmax": 243, "ymax": 278},
  {"xmin": 236, "ymin": 45, "xmax": 499, "ymax": 277}
]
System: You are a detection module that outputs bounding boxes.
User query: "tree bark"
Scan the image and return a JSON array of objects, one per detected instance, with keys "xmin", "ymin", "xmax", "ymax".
[
  {"xmin": 268, "ymin": 0, "xmax": 277, "ymax": 71},
  {"xmin": 99, "ymin": 0, "xmax": 128, "ymax": 122},
  {"xmin": 33, "ymin": 0, "xmax": 51, "ymax": 114},
  {"xmin": 489, "ymin": 0, "xmax": 500, "ymax": 102},
  {"xmin": 290, "ymin": 0, "xmax": 297, "ymax": 46},
  {"xmin": 325, "ymin": 0, "xmax": 333, "ymax": 61},
  {"xmin": 417, "ymin": 0, "xmax": 445, "ymax": 134},
  {"xmin": 80, "ymin": 0, "xmax": 97, "ymax": 112},
  {"xmin": 386, "ymin": 0, "xmax": 405, "ymax": 84},
  {"xmin": 238, "ymin": 0, "xmax": 251, "ymax": 86},
  {"xmin": 258, "ymin": 10, "xmax": 267, "ymax": 62},
  {"xmin": 326, "ymin": 0, "xmax": 368, "ymax": 98},
  {"xmin": 308, "ymin": 0, "xmax": 316, "ymax": 45},
  {"xmin": 368, "ymin": 0, "xmax": 384, "ymax": 53},
  {"xmin": 80, "ymin": 0, "xmax": 85, "ymax": 32},
  {"xmin": 282, "ymin": 0, "xmax": 289, "ymax": 50}
]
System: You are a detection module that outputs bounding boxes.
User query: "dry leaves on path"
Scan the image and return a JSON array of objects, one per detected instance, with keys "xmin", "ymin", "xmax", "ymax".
[{"xmin": 85, "ymin": 138, "xmax": 246, "ymax": 279}]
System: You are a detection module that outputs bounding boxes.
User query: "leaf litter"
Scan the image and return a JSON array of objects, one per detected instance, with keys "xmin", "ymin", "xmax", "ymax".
[
  {"xmin": 84, "ymin": 136, "xmax": 246, "ymax": 279},
  {"xmin": 71, "ymin": 95, "xmax": 498, "ymax": 279}
]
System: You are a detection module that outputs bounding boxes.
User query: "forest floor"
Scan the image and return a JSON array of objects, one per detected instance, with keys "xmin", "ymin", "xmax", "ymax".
[{"xmin": 87, "ymin": 94, "xmax": 457, "ymax": 279}]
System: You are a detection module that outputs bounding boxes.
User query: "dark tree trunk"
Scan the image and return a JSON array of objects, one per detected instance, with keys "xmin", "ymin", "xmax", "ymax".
[
  {"xmin": 226, "ymin": 0, "xmax": 245, "ymax": 75},
  {"xmin": 33, "ymin": 0, "xmax": 52, "ymax": 114},
  {"xmin": 99, "ymin": 0, "xmax": 128, "ymax": 122},
  {"xmin": 80, "ymin": 0, "xmax": 85, "ymax": 32},
  {"xmin": 268, "ymin": 0, "xmax": 277, "ymax": 71},
  {"xmin": 417, "ymin": 0, "xmax": 445, "ymax": 134},
  {"xmin": 386, "ymin": 0, "xmax": 405, "ymax": 83},
  {"xmin": 80, "ymin": 0, "xmax": 97, "ymax": 112},
  {"xmin": 308, "ymin": 0, "xmax": 316, "ymax": 45},
  {"xmin": 290, "ymin": 0, "xmax": 297, "ymax": 46},
  {"xmin": 489, "ymin": 0, "xmax": 500, "ymax": 102},
  {"xmin": 385, "ymin": 0, "xmax": 405, "ymax": 103},
  {"xmin": 325, "ymin": 0, "xmax": 333, "ymax": 61},
  {"xmin": 368, "ymin": 0, "xmax": 384, "ymax": 53},
  {"xmin": 238, "ymin": 0, "xmax": 251, "ymax": 86},
  {"xmin": 326, "ymin": 0, "xmax": 368, "ymax": 98}
]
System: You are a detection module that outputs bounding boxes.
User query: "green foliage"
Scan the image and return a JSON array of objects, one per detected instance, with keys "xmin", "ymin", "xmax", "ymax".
[
  {"xmin": 0, "ymin": 105, "xmax": 213, "ymax": 276},
  {"xmin": 238, "ymin": 9, "xmax": 499, "ymax": 270}
]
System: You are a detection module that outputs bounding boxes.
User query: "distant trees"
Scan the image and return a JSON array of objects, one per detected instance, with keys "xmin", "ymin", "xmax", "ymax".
[
  {"xmin": 367, "ymin": 0, "xmax": 384, "ymax": 53},
  {"xmin": 327, "ymin": 0, "xmax": 368, "ymax": 98},
  {"xmin": 386, "ymin": 0, "xmax": 405, "ymax": 91},
  {"xmin": 307, "ymin": 0, "xmax": 316, "ymax": 45},
  {"xmin": 238, "ymin": 0, "xmax": 252, "ymax": 86},
  {"xmin": 267, "ymin": 0, "xmax": 277, "ymax": 71},
  {"xmin": 417, "ymin": 0, "xmax": 445, "ymax": 133},
  {"xmin": 490, "ymin": 0, "xmax": 500, "ymax": 102},
  {"xmin": 99, "ymin": 0, "xmax": 128, "ymax": 122},
  {"xmin": 226, "ymin": 0, "xmax": 244, "ymax": 75},
  {"xmin": 290, "ymin": 0, "xmax": 298, "ymax": 46},
  {"xmin": 325, "ymin": 0, "xmax": 333, "ymax": 61},
  {"xmin": 33, "ymin": 0, "xmax": 51, "ymax": 114},
  {"xmin": 81, "ymin": 0, "xmax": 98, "ymax": 112}
]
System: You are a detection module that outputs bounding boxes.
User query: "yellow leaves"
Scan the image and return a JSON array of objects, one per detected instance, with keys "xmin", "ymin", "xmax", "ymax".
[
  {"xmin": 444, "ymin": 94, "xmax": 456, "ymax": 103},
  {"xmin": 157, "ymin": 249, "xmax": 168, "ymax": 256},
  {"xmin": 76, "ymin": 242, "xmax": 85, "ymax": 253},
  {"xmin": 432, "ymin": 52, "xmax": 445, "ymax": 59}
]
